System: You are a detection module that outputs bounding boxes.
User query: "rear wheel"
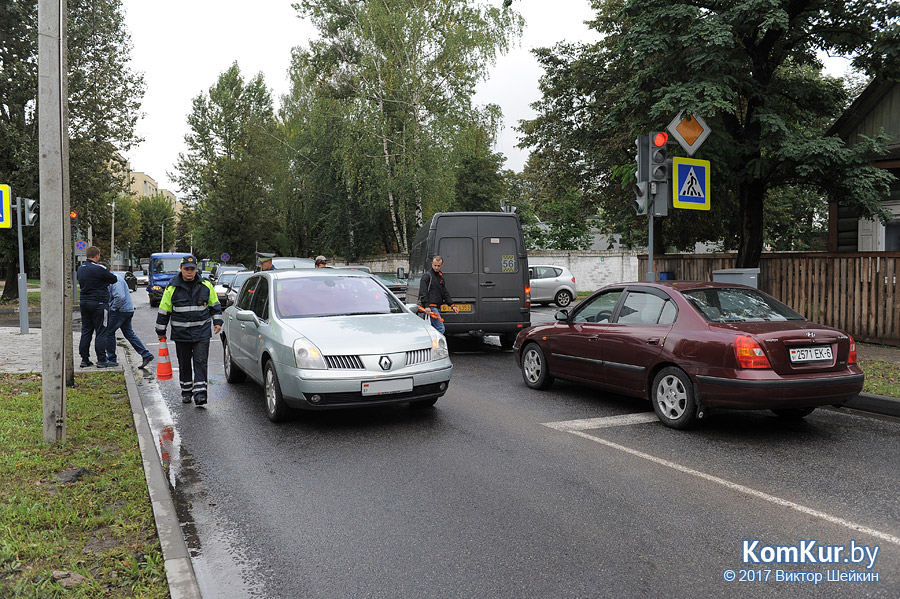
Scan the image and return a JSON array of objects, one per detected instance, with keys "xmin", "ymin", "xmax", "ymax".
[
  {"xmin": 264, "ymin": 361, "xmax": 290, "ymax": 423},
  {"xmin": 222, "ymin": 336, "xmax": 246, "ymax": 383},
  {"xmin": 651, "ymin": 367, "xmax": 698, "ymax": 429},
  {"xmin": 149, "ymin": 297, "xmax": 159, "ymax": 308},
  {"xmin": 554, "ymin": 289, "xmax": 573, "ymax": 307},
  {"xmin": 521, "ymin": 343, "xmax": 554, "ymax": 389},
  {"xmin": 772, "ymin": 407, "xmax": 815, "ymax": 419}
]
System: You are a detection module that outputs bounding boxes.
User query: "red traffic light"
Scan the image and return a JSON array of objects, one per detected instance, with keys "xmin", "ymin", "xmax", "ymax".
[
  {"xmin": 70, "ymin": 210, "xmax": 78, "ymax": 219},
  {"xmin": 653, "ymin": 131, "xmax": 669, "ymax": 147}
]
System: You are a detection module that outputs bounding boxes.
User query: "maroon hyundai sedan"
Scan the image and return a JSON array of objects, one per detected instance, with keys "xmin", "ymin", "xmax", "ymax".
[{"xmin": 513, "ymin": 281, "xmax": 864, "ymax": 429}]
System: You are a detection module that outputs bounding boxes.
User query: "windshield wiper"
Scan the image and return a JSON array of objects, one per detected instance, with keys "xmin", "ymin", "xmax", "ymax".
[{"xmin": 341, "ymin": 311, "xmax": 387, "ymax": 316}]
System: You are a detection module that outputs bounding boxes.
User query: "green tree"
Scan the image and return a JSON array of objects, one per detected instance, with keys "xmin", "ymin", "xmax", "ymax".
[
  {"xmin": 0, "ymin": 0, "xmax": 143, "ymax": 299},
  {"xmin": 452, "ymin": 123, "xmax": 507, "ymax": 212},
  {"xmin": 133, "ymin": 195, "xmax": 176, "ymax": 259},
  {"xmin": 520, "ymin": 0, "xmax": 899, "ymax": 267},
  {"xmin": 173, "ymin": 63, "xmax": 280, "ymax": 266},
  {"xmin": 294, "ymin": 0, "xmax": 523, "ymax": 252}
]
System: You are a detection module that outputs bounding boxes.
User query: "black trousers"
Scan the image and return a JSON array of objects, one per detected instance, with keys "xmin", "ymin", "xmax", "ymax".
[
  {"xmin": 79, "ymin": 299, "xmax": 108, "ymax": 363},
  {"xmin": 175, "ymin": 339, "xmax": 210, "ymax": 398}
]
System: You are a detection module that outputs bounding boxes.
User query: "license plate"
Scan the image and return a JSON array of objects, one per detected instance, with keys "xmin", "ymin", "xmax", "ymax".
[
  {"xmin": 441, "ymin": 303, "xmax": 472, "ymax": 312},
  {"xmin": 361, "ymin": 378, "xmax": 413, "ymax": 396},
  {"xmin": 789, "ymin": 346, "xmax": 833, "ymax": 363}
]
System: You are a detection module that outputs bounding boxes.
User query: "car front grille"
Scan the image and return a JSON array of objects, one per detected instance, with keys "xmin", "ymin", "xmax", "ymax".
[
  {"xmin": 406, "ymin": 348, "xmax": 432, "ymax": 366},
  {"xmin": 325, "ymin": 355, "xmax": 364, "ymax": 369}
]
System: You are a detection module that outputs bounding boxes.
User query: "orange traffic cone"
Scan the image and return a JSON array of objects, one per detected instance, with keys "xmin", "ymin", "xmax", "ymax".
[{"xmin": 157, "ymin": 337, "xmax": 173, "ymax": 381}]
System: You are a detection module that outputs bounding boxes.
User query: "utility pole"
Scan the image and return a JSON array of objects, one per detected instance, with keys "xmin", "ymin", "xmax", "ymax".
[{"xmin": 39, "ymin": 0, "xmax": 71, "ymax": 442}]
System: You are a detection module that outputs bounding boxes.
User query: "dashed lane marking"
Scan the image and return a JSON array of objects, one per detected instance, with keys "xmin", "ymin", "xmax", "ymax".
[{"xmin": 542, "ymin": 418, "xmax": 900, "ymax": 547}]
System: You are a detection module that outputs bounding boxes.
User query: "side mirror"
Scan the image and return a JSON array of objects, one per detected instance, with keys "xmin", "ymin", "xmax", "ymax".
[
  {"xmin": 397, "ymin": 267, "xmax": 407, "ymax": 279},
  {"xmin": 235, "ymin": 309, "xmax": 260, "ymax": 327},
  {"xmin": 555, "ymin": 309, "xmax": 569, "ymax": 321}
]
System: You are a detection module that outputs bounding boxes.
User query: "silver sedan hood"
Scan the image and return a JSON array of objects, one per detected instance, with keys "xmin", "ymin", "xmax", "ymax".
[{"xmin": 280, "ymin": 313, "xmax": 435, "ymax": 355}]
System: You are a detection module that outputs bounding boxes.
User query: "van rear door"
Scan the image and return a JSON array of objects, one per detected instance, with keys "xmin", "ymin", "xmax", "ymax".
[
  {"xmin": 477, "ymin": 215, "xmax": 527, "ymax": 327},
  {"xmin": 435, "ymin": 215, "xmax": 479, "ymax": 329}
]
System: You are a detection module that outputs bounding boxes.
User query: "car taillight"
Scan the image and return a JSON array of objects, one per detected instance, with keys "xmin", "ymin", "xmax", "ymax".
[
  {"xmin": 524, "ymin": 285, "xmax": 531, "ymax": 308},
  {"xmin": 848, "ymin": 336, "xmax": 857, "ymax": 364},
  {"xmin": 734, "ymin": 335, "xmax": 771, "ymax": 369}
]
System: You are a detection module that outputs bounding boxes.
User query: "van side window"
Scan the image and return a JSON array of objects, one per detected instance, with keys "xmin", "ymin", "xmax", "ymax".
[
  {"xmin": 482, "ymin": 237, "xmax": 517, "ymax": 273},
  {"xmin": 438, "ymin": 237, "xmax": 474, "ymax": 273}
]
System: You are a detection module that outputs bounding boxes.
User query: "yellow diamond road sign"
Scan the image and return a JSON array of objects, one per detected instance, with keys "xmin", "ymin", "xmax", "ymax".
[{"xmin": 667, "ymin": 111, "xmax": 710, "ymax": 156}]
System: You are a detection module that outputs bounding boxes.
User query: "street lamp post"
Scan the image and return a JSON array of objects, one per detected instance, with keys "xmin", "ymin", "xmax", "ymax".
[{"xmin": 110, "ymin": 197, "xmax": 115, "ymax": 268}]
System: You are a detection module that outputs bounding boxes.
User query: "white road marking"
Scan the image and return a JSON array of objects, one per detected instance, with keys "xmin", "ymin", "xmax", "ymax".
[
  {"xmin": 543, "ymin": 420, "xmax": 900, "ymax": 547},
  {"xmin": 544, "ymin": 413, "xmax": 659, "ymax": 431}
]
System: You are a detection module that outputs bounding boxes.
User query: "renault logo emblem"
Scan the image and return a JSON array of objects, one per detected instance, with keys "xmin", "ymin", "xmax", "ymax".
[{"xmin": 379, "ymin": 356, "xmax": 392, "ymax": 371}]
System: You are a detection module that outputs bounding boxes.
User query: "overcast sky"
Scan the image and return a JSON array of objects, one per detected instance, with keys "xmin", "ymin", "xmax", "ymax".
[{"xmin": 122, "ymin": 1, "xmax": 601, "ymax": 194}]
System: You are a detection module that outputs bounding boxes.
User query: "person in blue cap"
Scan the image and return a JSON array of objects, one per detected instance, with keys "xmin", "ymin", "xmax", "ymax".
[{"xmin": 155, "ymin": 255, "xmax": 223, "ymax": 406}]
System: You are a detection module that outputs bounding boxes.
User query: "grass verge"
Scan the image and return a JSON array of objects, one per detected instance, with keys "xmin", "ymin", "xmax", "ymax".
[
  {"xmin": 0, "ymin": 372, "xmax": 169, "ymax": 598},
  {"xmin": 859, "ymin": 359, "xmax": 900, "ymax": 398}
]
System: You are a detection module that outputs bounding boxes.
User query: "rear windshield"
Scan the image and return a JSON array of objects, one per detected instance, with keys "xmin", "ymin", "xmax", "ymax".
[
  {"xmin": 217, "ymin": 273, "xmax": 236, "ymax": 287},
  {"xmin": 275, "ymin": 276, "xmax": 404, "ymax": 318},
  {"xmin": 683, "ymin": 288, "xmax": 804, "ymax": 322}
]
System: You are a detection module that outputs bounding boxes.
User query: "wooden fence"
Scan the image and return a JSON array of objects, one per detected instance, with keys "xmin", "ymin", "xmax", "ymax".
[{"xmin": 638, "ymin": 252, "xmax": 900, "ymax": 345}]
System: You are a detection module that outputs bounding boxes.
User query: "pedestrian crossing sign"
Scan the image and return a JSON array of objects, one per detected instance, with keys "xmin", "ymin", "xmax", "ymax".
[
  {"xmin": 0, "ymin": 184, "xmax": 11, "ymax": 229},
  {"xmin": 672, "ymin": 157, "xmax": 710, "ymax": 211}
]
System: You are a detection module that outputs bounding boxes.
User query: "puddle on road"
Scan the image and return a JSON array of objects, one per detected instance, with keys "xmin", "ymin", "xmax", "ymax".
[{"xmin": 134, "ymin": 366, "xmax": 265, "ymax": 598}]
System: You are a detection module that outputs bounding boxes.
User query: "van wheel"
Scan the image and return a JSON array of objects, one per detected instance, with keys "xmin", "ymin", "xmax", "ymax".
[
  {"xmin": 499, "ymin": 333, "xmax": 516, "ymax": 349},
  {"xmin": 555, "ymin": 290, "xmax": 573, "ymax": 307},
  {"xmin": 149, "ymin": 297, "xmax": 159, "ymax": 308}
]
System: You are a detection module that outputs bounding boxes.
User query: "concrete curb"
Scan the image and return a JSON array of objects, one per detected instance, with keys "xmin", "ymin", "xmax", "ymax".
[
  {"xmin": 121, "ymin": 352, "xmax": 202, "ymax": 599},
  {"xmin": 844, "ymin": 392, "xmax": 900, "ymax": 419}
]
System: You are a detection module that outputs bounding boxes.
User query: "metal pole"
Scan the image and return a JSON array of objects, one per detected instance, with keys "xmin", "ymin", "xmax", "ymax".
[
  {"xmin": 110, "ymin": 197, "xmax": 115, "ymax": 268},
  {"xmin": 15, "ymin": 198, "xmax": 29, "ymax": 334},
  {"xmin": 161, "ymin": 221, "xmax": 164, "ymax": 251},
  {"xmin": 646, "ymin": 197, "xmax": 655, "ymax": 282},
  {"xmin": 39, "ymin": 0, "xmax": 69, "ymax": 442}
]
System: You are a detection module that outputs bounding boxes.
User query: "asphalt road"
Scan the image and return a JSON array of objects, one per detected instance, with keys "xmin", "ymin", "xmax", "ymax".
[{"xmin": 124, "ymin": 289, "xmax": 900, "ymax": 598}]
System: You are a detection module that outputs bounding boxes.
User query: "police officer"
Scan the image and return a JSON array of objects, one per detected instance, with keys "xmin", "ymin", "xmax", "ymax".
[
  {"xmin": 77, "ymin": 246, "xmax": 119, "ymax": 367},
  {"xmin": 155, "ymin": 255, "xmax": 223, "ymax": 406},
  {"xmin": 418, "ymin": 255, "xmax": 458, "ymax": 335},
  {"xmin": 257, "ymin": 252, "xmax": 276, "ymax": 271}
]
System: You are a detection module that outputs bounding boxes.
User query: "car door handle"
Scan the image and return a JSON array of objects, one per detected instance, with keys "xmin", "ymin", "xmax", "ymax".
[
  {"xmin": 647, "ymin": 337, "xmax": 660, "ymax": 345},
  {"xmin": 588, "ymin": 336, "xmax": 600, "ymax": 341}
]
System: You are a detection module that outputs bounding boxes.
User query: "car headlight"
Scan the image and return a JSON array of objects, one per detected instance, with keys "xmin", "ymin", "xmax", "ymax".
[
  {"xmin": 428, "ymin": 327, "xmax": 449, "ymax": 361},
  {"xmin": 150, "ymin": 285, "xmax": 162, "ymax": 291},
  {"xmin": 293, "ymin": 336, "xmax": 327, "ymax": 369}
]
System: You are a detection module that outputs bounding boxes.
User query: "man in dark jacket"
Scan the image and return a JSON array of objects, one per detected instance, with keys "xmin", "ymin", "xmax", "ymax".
[
  {"xmin": 417, "ymin": 255, "xmax": 458, "ymax": 335},
  {"xmin": 77, "ymin": 246, "xmax": 118, "ymax": 367},
  {"xmin": 155, "ymin": 255, "xmax": 223, "ymax": 406}
]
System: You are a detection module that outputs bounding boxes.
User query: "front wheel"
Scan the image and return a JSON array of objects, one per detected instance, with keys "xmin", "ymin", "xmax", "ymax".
[
  {"xmin": 521, "ymin": 343, "xmax": 554, "ymax": 390},
  {"xmin": 772, "ymin": 407, "xmax": 815, "ymax": 419},
  {"xmin": 555, "ymin": 290, "xmax": 573, "ymax": 307},
  {"xmin": 651, "ymin": 367, "xmax": 698, "ymax": 430},
  {"xmin": 264, "ymin": 361, "xmax": 290, "ymax": 423}
]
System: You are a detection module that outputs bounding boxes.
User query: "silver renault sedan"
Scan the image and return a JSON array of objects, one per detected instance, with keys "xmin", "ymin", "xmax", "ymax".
[{"xmin": 221, "ymin": 270, "xmax": 452, "ymax": 422}]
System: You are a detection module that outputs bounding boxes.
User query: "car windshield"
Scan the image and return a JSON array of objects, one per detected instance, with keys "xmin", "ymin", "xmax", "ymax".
[
  {"xmin": 217, "ymin": 273, "xmax": 236, "ymax": 287},
  {"xmin": 275, "ymin": 276, "xmax": 404, "ymax": 318},
  {"xmin": 683, "ymin": 287, "xmax": 805, "ymax": 322},
  {"xmin": 229, "ymin": 272, "xmax": 252, "ymax": 291},
  {"xmin": 152, "ymin": 258, "xmax": 183, "ymax": 273}
]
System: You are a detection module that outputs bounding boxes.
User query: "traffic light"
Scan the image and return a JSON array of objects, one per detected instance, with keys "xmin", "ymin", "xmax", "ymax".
[
  {"xmin": 633, "ymin": 181, "xmax": 648, "ymax": 215},
  {"xmin": 650, "ymin": 131, "xmax": 669, "ymax": 183},
  {"xmin": 635, "ymin": 134, "xmax": 649, "ymax": 184},
  {"xmin": 23, "ymin": 198, "xmax": 37, "ymax": 226}
]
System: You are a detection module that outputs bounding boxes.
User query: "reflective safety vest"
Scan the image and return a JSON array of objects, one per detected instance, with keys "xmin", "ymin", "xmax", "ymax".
[{"xmin": 155, "ymin": 275, "xmax": 223, "ymax": 343}]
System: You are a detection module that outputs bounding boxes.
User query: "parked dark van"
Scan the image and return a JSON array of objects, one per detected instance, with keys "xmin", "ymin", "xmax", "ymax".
[{"xmin": 403, "ymin": 212, "xmax": 531, "ymax": 347}]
